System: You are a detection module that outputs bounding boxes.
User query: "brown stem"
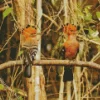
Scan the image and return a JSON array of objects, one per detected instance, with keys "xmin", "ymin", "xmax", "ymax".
[{"xmin": 0, "ymin": 60, "xmax": 100, "ymax": 70}]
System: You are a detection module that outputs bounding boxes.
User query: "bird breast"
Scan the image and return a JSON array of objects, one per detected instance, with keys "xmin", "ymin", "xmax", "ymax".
[{"xmin": 64, "ymin": 40, "xmax": 79, "ymax": 59}]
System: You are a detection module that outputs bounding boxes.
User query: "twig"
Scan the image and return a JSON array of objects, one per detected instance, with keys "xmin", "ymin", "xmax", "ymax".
[
  {"xmin": 91, "ymin": 52, "xmax": 100, "ymax": 62},
  {"xmin": 0, "ymin": 60, "xmax": 23, "ymax": 70},
  {"xmin": 0, "ymin": 78, "xmax": 27, "ymax": 97},
  {"xmin": 0, "ymin": 60, "xmax": 100, "ymax": 70},
  {"xmin": 0, "ymin": 1, "xmax": 59, "ymax": 29},
  {"xmin": 33, "ymin": 8, "xmax": 59, "ymax": 27},
  {"xmin": 33, "ymin": 60, "xmax": 100, "ymax": 69},
  {"xmin": 0, "ymin": 1, "xmax": 12, "ymax": 11},
  {"xmin": 81, "ymin": 97, "xmax": 100, "ymax": 99},
  {"xmin": 82, "ymin": 82, "xmax": 100, "ymax": 98},
  {"xmin": 0, "ymin": 6, "xmax": 8, "ymax": 11},
  {"xmin": 0, "ymin": 28, "xmax": 18, "ymax": 53},
  {"xmin": 78, "ymin": 35, "xmax": 100, "ymax": 46}
]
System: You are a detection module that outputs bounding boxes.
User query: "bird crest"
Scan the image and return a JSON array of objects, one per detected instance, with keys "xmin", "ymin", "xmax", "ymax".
[{"xmin": 63, "ymin": 24, "xmax": 77, "ymax": 35}]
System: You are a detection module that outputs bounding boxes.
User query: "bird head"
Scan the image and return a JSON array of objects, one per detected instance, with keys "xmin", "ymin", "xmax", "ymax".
[
  {"xmin": 63, "ymin": 24, "xmax": 77, "ymax": 35},
  {"xmin": 22, "ymin": 26, "xmax": 37, "ymax": 38}
]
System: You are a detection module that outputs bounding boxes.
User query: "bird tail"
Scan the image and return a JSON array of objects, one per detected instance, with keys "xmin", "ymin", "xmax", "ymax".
[
  {"xmin": 24, "ymin": 64, "xmax": 32, "ymax": 78},
  {"xmin": 63, "ymin": 66, "xmax": 73, "ymax": 82},
  {"xmin": 23, "ymin": 50, "xmax": 33, "ymax": 78},
  {"xmin": 60, "ymin": 46, "xmax": 73, "ymax": 82}
]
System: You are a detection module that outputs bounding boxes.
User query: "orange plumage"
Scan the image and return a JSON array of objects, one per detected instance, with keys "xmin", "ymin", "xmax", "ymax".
[
  {"xmin": 21, "ymin": 26, "xmax": 38, "ymax": 48},
  {"xmin": 63, "ymin": 24, "xmax": 79, "ymax": 59},
  {"xmin": 22, "ymin": 27, "xmax": 36, "ymax": 41},
  {"xmin": 63, "ymin": 24, "xmax": 77, "ymax": 35},
  {"xmin": 64, "ymin": 35, "xmax": 79, "ymax": 59},
  {"xmin": 21, "ymin": 26, "xmax": 38, "ymax": 78},
  {"xmin": 62, "ymin": 24, "xmax": 79, "ymax": 82}
]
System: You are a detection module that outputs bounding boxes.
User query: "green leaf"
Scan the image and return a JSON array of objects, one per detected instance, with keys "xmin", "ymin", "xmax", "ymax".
[
  {"xmin": 0, "ymin": 84, "xmax": 4, "ymax": 90},
  {"xmin": 77, "ymin": 9, "xmax": 84, "ymax": 19},
  {"xmin": 84, "ymin": 13, "xmax": 92, "ymax": 21},
  {"xmin": 3, "ymin": 7, "xmax": 13, "ymax": 19},
  {"xmin": 14, "ymin": 88, "xmax": 23, "ymax": 100},
  {"xmin": 18, "ymin": 50, "xmax": 24, "ymax": 56},
  {"xmin": 84, "ymin": 5, "xmax": 92, "ymax": 13},
  {"xmin": 88, "ymin": 28, "xmax": 99, "ymax": 38},
  {"xmin": 85, "ymin": 5, "xmax": 92, "ymax": 10},
  {"xmin": 96, "ymin": 12, "xmax": 100, "ymax": 20},
  {"xmin": 91, "ymin": 30, "xmax": 99, "ymax": 37},
  {"xmin": 18, "ymin": 96, "xmax": 23, "ymax": 100},
  {"xmin": 89, "ymin": 28, "xmax": 94, "ymax": 34},
  {"xmin": 93, "ymin": 37, "xmax": 100, "ymax": 42}
]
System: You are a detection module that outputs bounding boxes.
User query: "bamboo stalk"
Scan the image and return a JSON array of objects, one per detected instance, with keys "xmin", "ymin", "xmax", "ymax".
[
  {"xmin": 24, "ymin": 0, "xmax": 35, "ymax": 100},
  {"xmin": 12, "ymin": 1, "xmax": 35, "ymax": 100},
  {"xmin": 58, "ymin": 0, "xmax": 69, "ymax": 99},
  {"xmin": 73, "ymin": 55, "xmax": 81, "ymax": 100},
  {"xmin": 63, "ymin": 0, "xmax": 69, "ymax": 24},
  {"xmin": 6, "ymin": 15, "xmax": 11, "ymax": 85},
  {"xmin": 63, "ymin": 0, "xmax": 72, "ymax": 100},
  {"xmin": 58, "ymin": 73, "xmax": 64, "ymax": 100},
  {"xmin": 12, "ymin": 0, "xmax": 25, "ymax": 29},
  {"xmin": 34, "ymin": 0, "xmax": 42, "ymax": 100},
  {"xmin": 35, "ymin": 0, "xmax": 47, "ymax": 100}
]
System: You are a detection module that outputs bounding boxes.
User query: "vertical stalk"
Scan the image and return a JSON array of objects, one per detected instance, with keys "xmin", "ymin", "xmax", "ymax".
[
  {"xmin": 12, "ymin": 0, "xmax": 25, "ymax": 29},
  {"xmin": 63, "ymin": 0, "xmax": 72, "ymax": 100},
  {"xmin": 35, "ymin": 0, "xmax": 47, "ymax": 100},
  {"xmin": 12, "ymin": 0, "xmax": 35, "ymax": 100},
  {"xmin": 34, "ymin": 0, "xmax": 42, "ymax": 99},
  {"xmin": 73, "ymin": 79, "xmax": 78, "ymax": 100},
  {"xmin": 65, "ymin": 81, "xmax": 72, "ymax": 100},
  {"xmin": 58, "ymin": 73, "xmax": 64, "ymax": 100},
  {"xmin": 73, "ymin": 0, "xmax": 78, "ymax": 25},
  {"xmin": 6, "ymin": 15, "xmax": 11, "ymax": 99},
  {"xmin": 24, "ymin": 0, "xmax": 35, "ymax": 100},
  {"xmin": 58, "ymin": 0, "xmax": 69, "ymax": 99},
  {"xmin": 78, "ymin": 0, "xmax": 84, "ymax": 5},
  {"xmin": 6, "ymin": 16, "xmax": 11, "ymax": 84},
  {"xmin": 69, "ymin": 0, "xmax": 81, "ymax": 100},
  {"xmin": 63, "ymin": 0, "xmax": 69, "ymax": 24},
  {"xmin": 25, "ymin": 0, "xmax": 34, "ymax": 26},
  {"xmin": 66, "ymin": 82, "xmax": 72, "ymax": 100},
  {"xmin": 84, "ymin": 68, "xmax": 89, "ymax": 100},
  {"xmin": 73, "ymin": 55, "xmax": 81, "ymax": 100}
]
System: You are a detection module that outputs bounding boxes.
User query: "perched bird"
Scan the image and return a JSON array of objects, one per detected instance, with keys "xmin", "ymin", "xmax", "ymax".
[
  {"xmin": 62, "ymin": 24, "xmax": 79, "ymax": 82},
  {"xmin": 21, "ymin": 25, "xmax": 39, "ymax": 78}
]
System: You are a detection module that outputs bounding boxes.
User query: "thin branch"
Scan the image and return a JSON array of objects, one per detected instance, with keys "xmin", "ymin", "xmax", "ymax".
[
  {"xmin": 78, "ymin": 35, "xmax": 100, "ymax": 46},
  {"xmin": 0, "ymin": 1, "xmax": 59, "ymax": 28},
  {"xmin": 33, "ymin": 8, "xmax": 59, "ymax": 27},
  {"xmin": 82, "ymin": 82, "xmax": 100, "ymax": 98},
  {"xmin": 0, "ymin": 78, "xmax": 27, "ymax": 97},
  {"xmin": 0, "ymin": 6, "xmax": 8, "ymax": 11},
  {"xmin": 0, "ymin": 28, "xmax": 18, "ymax": 53},
  {"xmin": 0, "ymin": 1, "xmax": 12, "ymax": 11},
  {"xmin": 33, "ymin": 60, "xmax": 100, "ymax": 69},
  {"xmin": 0, "ymin": 60, "xmax": 100, "ymax": 70},
  {"xmin": 0, "ymin": 60, "xmax": 23, "ymax": 70}
]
